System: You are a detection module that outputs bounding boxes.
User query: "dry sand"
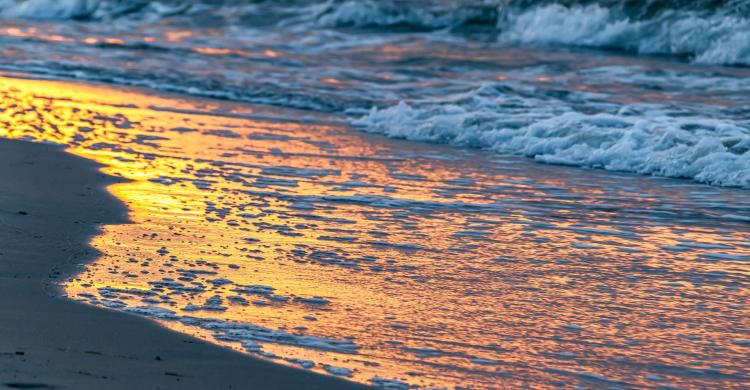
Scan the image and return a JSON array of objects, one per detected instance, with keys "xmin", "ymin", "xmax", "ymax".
[{"xmin": 0, "ymin": 138, "xmax": 366, "ymax": 389}]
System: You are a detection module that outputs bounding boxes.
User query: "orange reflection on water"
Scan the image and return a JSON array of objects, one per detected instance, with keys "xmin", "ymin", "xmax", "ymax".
[
  {"xmin": 164, "ymin": 30, "xmax": 193, "ymax": 43},
  {"xmin": 0, "ymin": 26, "xmax": 75, "ymax": 43},
  {"xmin": 0, "ymin": 75, "xmax": 748, "ymax": 389}
]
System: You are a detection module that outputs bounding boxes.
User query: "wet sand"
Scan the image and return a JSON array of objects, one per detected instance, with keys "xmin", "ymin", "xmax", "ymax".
[{"xmin": 0, "ymin": 138, "xmax": 366, "ymax": 389}]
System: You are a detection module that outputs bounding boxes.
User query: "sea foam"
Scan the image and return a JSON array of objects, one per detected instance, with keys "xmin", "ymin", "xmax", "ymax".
[
  {"xmin": 499, "ymin": 4, "xmax": 750, "ymax": 66},
  {"xmin": 354, "ymin": 84, "xmax": 750, "ymax": 188},
  {"xmin": 2, "ymin": 0, "xmax": 750, "ymax": 65},
  {"xmin": 318, "ymin": 1, "xmax": 750, "ymax": 65}
]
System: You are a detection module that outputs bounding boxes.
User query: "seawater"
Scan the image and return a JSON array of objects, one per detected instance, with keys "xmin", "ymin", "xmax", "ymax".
[
  {"xmin": 0, "ymin": 1, "xmax": 749, "ymax": 388},
  {"xmin": 0, "ymin": 1, "xmax": 748, "ymax": 187}
]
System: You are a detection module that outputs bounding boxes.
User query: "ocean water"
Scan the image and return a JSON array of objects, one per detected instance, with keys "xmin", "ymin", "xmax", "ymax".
[
  {"xmin": 0, "ymin": 1, "xmax": 749, "ymax": 388},
  {"xmin": 0, "ymin": 0, "xmax": 749, "ymax": 187}
]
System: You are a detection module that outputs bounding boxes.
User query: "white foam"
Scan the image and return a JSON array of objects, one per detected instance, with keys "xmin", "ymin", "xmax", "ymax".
[
  {"xmin": 119, "ymin": 305, "xmax": 359, "ymax": 353},
  {"xmin": 2, "ymin": 0, "xmax": 750, "ymax": 67},
  {"xmin": 354, "ymin": 85, "xmax": 750, "ymax": 188},
  {"xmin": 370, "ymin": 377, "xmax": 409, "ymax": 389},
  {"xmin": 499, "ymin": 5, "xmax": 750, "ymax": 66},
  {"xmin": 314, "ymin": 1, "xmax": 750, "ymax": 66}
]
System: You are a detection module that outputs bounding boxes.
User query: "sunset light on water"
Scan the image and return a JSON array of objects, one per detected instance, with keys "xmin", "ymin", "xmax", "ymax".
[
  {"xmin": 1, "ymin": 1, "xmax": 750, "ymax": 389},
  {"xmin": 1, "ymin": 76, "xmax": 748, "ymax": 388}
]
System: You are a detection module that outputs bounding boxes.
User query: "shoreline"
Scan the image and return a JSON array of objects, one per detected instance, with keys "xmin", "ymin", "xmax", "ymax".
[
  {"xmin": 1, "ymin": 74, "xmax": 747, "ymax": 389},
  {"xmin": 0, "ymin": 138, "xmax": 366, "ymax": 389}
]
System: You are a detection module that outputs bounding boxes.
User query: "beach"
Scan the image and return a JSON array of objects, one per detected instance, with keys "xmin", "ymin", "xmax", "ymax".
[
  {"xmin": 0, "ymin": 1, "xmax": 749, "ymax": 388},
  {"xmin": 0, "ymin": 74, "xmax": 747, "ymax": 388},
  {"xmin": 0, "ymin": 138, "xmax": 364, "ymax": 389}
]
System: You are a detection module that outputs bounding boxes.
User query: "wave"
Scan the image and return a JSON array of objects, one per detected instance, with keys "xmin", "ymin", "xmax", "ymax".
[
  {"xmin": 0, "ymin": 0, "xmax": 97, "ymax": 19},
  {"xmin": 2, "ymin": 0, "xmax": 749, "ymax": 188},
  {"xmin": 0, "ymin": 0, "xmax": 746, "ymax": 65},
  {"xmin": 0, "ymin": 61, "xmax": 362, "ymax": 113},
  {"xmin": 316, "ymin": 1, "xmax": 750, "ymax": 65},
  {"xmin": 498, "ymin": 4, "xmax": 750, "ymax": 66},
  {"xmin": 0, "ymin": 0, "xmax": 190, "ymax": 20},
  {"xmin": 353, "ymin": 84, "xmax": 750, "ymax": 188},
  {"xmin": 3, "ymin": 0, "xmax": 749, "ymax": 65},
  {"xmin": 313, "ymin": 0, "xmax": 499, "ymax": 31}
]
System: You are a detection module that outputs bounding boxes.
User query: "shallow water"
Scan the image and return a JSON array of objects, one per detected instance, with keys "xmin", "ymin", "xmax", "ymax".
[
  {"xmin": 1, "ymin": 76, "xmax": 748, "ymax": 389},
  {"xmin": 0, "ymin": 1, "xmax": 749, "ymax": 187},
  {"xmin": 1, "ymin": 1, "xmax": 749, "ymax": 388}
]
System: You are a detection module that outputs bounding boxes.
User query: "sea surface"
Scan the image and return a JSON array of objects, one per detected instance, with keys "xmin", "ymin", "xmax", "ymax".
[{"xmin": 0, "ymin": 1, "xmax": 749, "ymax": 388}]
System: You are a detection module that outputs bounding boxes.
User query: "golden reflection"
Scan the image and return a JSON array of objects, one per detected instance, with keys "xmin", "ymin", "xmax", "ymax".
[
  {"xmin": 193, "ymin": 47, "xmax": 235, "ymax": 55},
  {"xmin": 0, "ymin": 26, "xmax": 75, "ymax": 43},
  {"xmin": 264, "ymin": 49, "xmax": 280, "ymax": 58},
  {"xmin": 164, "ymin": 30, "xmax": 193, "ymax": 42},
  {"xmin": 0, "ymin": 75, "xmax": 748, "ymax": 389}
]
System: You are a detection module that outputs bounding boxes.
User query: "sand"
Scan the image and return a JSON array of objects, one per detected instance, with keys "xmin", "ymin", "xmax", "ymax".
[{"xmin": 0, "ymin": 138, "xmax": 366, "ymax": 389}]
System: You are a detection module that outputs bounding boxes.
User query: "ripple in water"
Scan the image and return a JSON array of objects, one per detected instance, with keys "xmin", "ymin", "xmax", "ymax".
[{"xmin": 0, "ymin": 76, "xmax": 748, "ymax": 389}]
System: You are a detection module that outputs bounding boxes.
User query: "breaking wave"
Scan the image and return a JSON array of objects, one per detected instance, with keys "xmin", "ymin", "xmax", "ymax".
[
  {"xmin": 498, "ymin": 4, "xmax": 750, "ymax": 66},
  {"xmin": 1, "ymin": 0, "xmax": 749, "ymax": 65},
  {"xmin": 1, "ymin": 0, "xmax": 749, "ymax": 189},
  {"xmin": 354, "ymin": 84, "xmax": 750, "ymax": 188},
  {"xmin": 317, "ymin": 0, "xmax": 750, "ymax": 65}
]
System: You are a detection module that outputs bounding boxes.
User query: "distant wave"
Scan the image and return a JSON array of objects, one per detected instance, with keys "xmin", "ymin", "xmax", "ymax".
[
  {"xmin": 0, "ymin": 0, "xmax": 188, "ymax": 20},
  {"xmin": 313, "ymin": 0, "xmax": 500, "ymax": 31},
  {"xmin": 354, "ymin": 84, "xmax": 750, "ymax": 188},
  {"xmin": 317, "ymin": 0, "xmax": 750, "ymax": 65},
  {"xmin": 1, "ymin": 0, "xmax": 748, "ymax": 65},
  {"xmin": 0, "ymin": 0, "xmax": 95, "ymax": 19},
  {"xmin": 498, "ymin": 4, "xmax": 750, "ymax": 66}
]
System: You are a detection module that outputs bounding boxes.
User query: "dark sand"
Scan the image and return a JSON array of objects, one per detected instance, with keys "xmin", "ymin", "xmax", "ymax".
[{"xmin": 0, "ymin": 139, "xmax": 367, "ymax": 389}]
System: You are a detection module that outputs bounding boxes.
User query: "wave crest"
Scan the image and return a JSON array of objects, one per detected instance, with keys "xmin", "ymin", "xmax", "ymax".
[
  {"xmin": 2, "ymin": 1, "xmax": 749, "ymax": 65},
  {"xmin": 499, "ymin": 4, "xmax": 750, "ymax": 66},
  {"xmin": 354, "ymin": 85, "xmax": 750, "ymax": 188}
]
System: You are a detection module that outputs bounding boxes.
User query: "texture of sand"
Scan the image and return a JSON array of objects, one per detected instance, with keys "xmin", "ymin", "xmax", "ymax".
[{"xmin": 0, "ymin": 138, "xmax": 366, "ymax": 389}]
